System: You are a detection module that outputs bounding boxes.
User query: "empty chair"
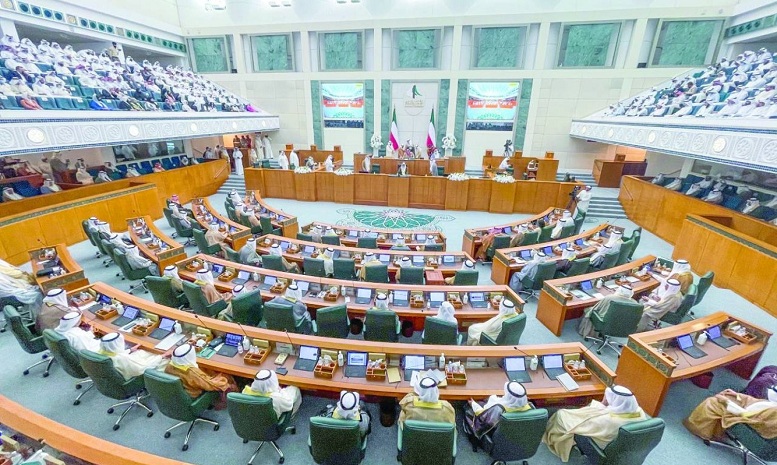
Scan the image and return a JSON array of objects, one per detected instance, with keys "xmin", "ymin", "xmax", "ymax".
[
  {"xmin": 584, "ymin": 300, "xmax": 644, "ymax": 356},
  {"xmin": 452, "ymin": 269, "xmax": 479, "ymax": 285},
  {"xmin": 521, "ymin": 229, "xmax": 540, "ymax": 246},
  {"xmin": 333, "ymin": 258, "xmax": 356, "ymax": 280},
  {"xmin": 364, "ymin": 309, "xmax": 399, "ymax": 343},
  {"xmin": 77, "ymin": 350, "xmax": 153, "ymax": 431},
  {"xmin": 143, "ymin": 369, "xmax": 220, "ymax": 452},
  {"xmin": 264, "ymin": 301, "xmax": 312, "ymax": 334},
  {"xmin": 42, "ymin": 329, "xmax": 93, "ymax": 405},
  {"xmin": 556, "ymin": 257, "xmax": 591, "ymax": 279},
  {"xmin": 171, "ymin": 217, "xmax": 195, "ymax": 246},
  {"xmin": 398, "ymin": 266, "xmax": 425, "ymax": 285},
  {"xmin": 227, "ymin": 392, "xmax": 296, "ymax": 464},
  {"xmin": 660, "ymin": 284, "xmax": 697, "ymax": 326},
  {"xmin": 315, "ymin": 304, "xmax": 349, "ymax": 339},
  {"xmin": 161, "ymin": 208, "xmax": 177, "ymax": 233},
  {"xmin": 422, "ymin": 316, "xmax": 462, "ymax": 345},
  {"xmin": 3, "ymin": 306, "xmax": 54, "ymax": 377},
  {"xmin": 705, "ymin": 422, "xmax": 777, "ymax": 465},
  {"xmin": 517, "ymin": 262, "xmax": 557, "ymax": 300},
  {"xmin": 303, "ymin": 257, "xmax": 327, "ymax": 277},
  {"xmin": 192, "ymin": 229, "xmax": 221, "ymax": 255},
  {"xmin": 262, "ymin": 255, "xmax": 285, "ymax": 272},
  {"xmin": 694, "ymin": 271, "xmax": 714, "ymax": 308},
  {"xmin": 112, "ymin": 248, "xmax": 150, "ymax": 294},
  {"xmin": 224, "ymin": 246, "xmax": 241, "ymax": 263},
  {"xmin": 309, "ymin": 416, "xmax": 367, "ymax": 465},
  {"xmin": 398, "ymin": 420, "xmax": 456, "ymax": 465},
  {"xmin": 238, "ymin": 214, "xmax": 264, "ymax": 235},
  {"xmin": 537, "ymin": 225, "xmax": 554, "ymax": 243},
  {"xmin": 231, "ymin": 288, "xmax": 264, "ymax": 327},
  {"xmin": 425, "ymin": 243, "xmax": 443, "ymax": 252},
  {"xmin": 321, "ymin": 235, "xmax": 341, "ymax": 246},
  {"xmin": 261, "ymin": 216, "xmax": 281, "ymax": 236},
  {"xmin": 486, "ymin": 235, "xmax": 512, "ymax": 261},
  {"xmin": 615, "ymin": 240, "xmax": 635, "ymax": 266},
  {"xmin": 364, "ymin": 264, "xmax": 389, "ymax": 283},
  {"xmin": 574, "ymin": 418, "xmax": 665, "ymax": 465},
  {"xmin": 297, "ymin": 233, "xmax": 314, "ymax": 241},
  {"xmin": 182, "ymin": 281, "xmax": 227, "ymax": 318},
  {"xmin": 475, "ymin": 408, "xmax": 549, "ymax": 465},
  {"xmin": 357, "ymin": 237, "xmax": 378, "ymax": 249},
  {"xmin": 480, "ymin": 313, "xmax": 526, "ymax": 346},
  {"xmin": 146, "ymin": 276, "xmax": 187, "ymax": 308}
]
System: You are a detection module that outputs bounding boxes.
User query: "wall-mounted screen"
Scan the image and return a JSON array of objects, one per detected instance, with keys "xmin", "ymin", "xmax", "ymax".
[
  {"xmin": 466, "ymin": 81, "xmax": 519, "ymax": 131},
  {"xmin": 322, "ymin": 82, "xmax": 364, "ymax": 128}
]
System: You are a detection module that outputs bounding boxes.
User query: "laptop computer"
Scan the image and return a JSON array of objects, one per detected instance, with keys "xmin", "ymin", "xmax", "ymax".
[
  {"xmin": 355, "ymin": 288, "xmax": 372, "ymax": 305},
  {"xmin": 347, "ymin": 230, "xmax": 359, "ymax": 238},
  {"xmin": 297, "ymin": 281, "xmax": 310, "ymax": 297},
  {"xmin": 83, "ymin": 293, "xmax": 112, "ymax": 313},
  {"xmin": 366, "ymin": 232, "xmax": 379, "ymax": 239},
  {"xmin": 279, "ymin": 241, "xmax": 291, "ymax": 252},
  {"xmin": 677, "ymin": 334, "xmax": 708, "ymax": 359},
  {"xmin": 442, "ymin": 255, "xmax": 454, "ymax": 265},
  {"xmin": 149, "ymin": 317, "xmax": 176, "ymax": 340},
  {"xmin": 504, "ymin": 356, "xmax": 532, "ymax": 383},
  {"xmin": 344, "ymin": 351, "xmax": 368, "ymax": 378},
  {"xmin": 293, "ymin": 345, "xmax": 320, "ymax": 372},
  {"xmin": 429, "ymin": 291, "xmax": 445, "ymax": 308},
  {"xmin": 543, "ymin": 354, "xmax": 566, "ymax": 379},
  {"xmin": 210, "ymin": 263, "xmax": 225, "ymax": 278},
  {"xmin": 112, "ymin": 305, "xmax": 140, "ymax": 327},
  {"xmin": 503, "ymin": 227, "xmax": 512, "ymax": 234},
  {"xmin": 415, "ymin": 234, "xmax": 427, "ymax": 242},
  {"xmin": 232, "ymin": 270, "xmax": 251, "ymax": 286},
  {"xmin": 392, "ymin": 233, "xmax": 403, "ymax": 240},
  {"xmin": 579, "ymin": 280, "xmax": 595, "ymax": 296},
  {"xmin": 259, "ymin": 275, "xmax": 277, "ymax": 290},
  {"xmin": 469, "ymin": 292, "xmax": 488, "ymax": 308},
  {"xmin": 403, "ymin": 355, "xmax": 426, "ymax": 381},
  {"xmin": 519, "ymin": 250, "xmax": 532, "ymax": 260},
  {"xmin": 378, "ymin": 254, "xmax": 391, "ymax": 264},
  {"xmin": 302, "ymin": 245, "xmax": 315, "ymax": 256},
  {"xmin": 216, "ymin": 333, "xmax": 243, "ymax": 358},
  {"xmin": 393, "ymin": 290, "xmax": 409, "ymax": 307},
  {"xmin": 707, "ymin": 325, "xmax": 737, "ymax": 349},
  {"xmin": 575, "ymin": 238, "xmax": 585, "ymax": 246},
  {"xmin": 412, "ymin": 255, "xmax": 425, "ymax": 266},
  {"xmin": 542, "ymin": 246, "xmax": 553, "ymax": 255}
]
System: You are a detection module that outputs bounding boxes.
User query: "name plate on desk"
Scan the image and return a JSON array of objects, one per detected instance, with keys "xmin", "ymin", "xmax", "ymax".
[
  {"xmin": 465, "ymin": 357, "xmax": 487, "ymax": 369},
  {"xmin": 275, "ymin": 342, "xmax": 293, "ymax": 354}
]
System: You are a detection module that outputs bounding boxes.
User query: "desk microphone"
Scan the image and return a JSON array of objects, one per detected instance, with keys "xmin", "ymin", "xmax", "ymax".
[
  {"xmin": 192, "ymin": 313, "xmax": 212, "ymax": 332},
  {"xmin": 283, "ymin": 329, "xmax": 295, "ymax": 349}
]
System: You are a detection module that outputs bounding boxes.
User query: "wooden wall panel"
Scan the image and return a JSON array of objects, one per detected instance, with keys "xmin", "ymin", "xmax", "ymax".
[
  {"xmin": 333, "ymin": 176, "xmax": 355, "ymax": 204},
  {"xmin": 489, "ymin": 182, "xmax": 516, "ymax": 213},
  {"xmin": 0, "ymin": 180, "xmax": 132, "ymax": 219},
  {"xmin": 409, "ymin": 177, "xmax": 446, "ymax": 209},
  {"xmin": 513, "ymin": 182, "xmax": 537, "ymax": 212},
  {"xmin": 444, "ymin": 180, "xmax": 468, "ymax": 210},
  {"xmin": 672, "ymin": 221, "xmax": 710, "ymax": 268},
  {"xmin": 388, "ymin": 176, "xmax": 410, "ymax": 208},
  {"xmin": 354, "ymin": 174, "xmax": 388, "ymax": 206},
  {"xmin": 532, "ymin": 184, "xmax": 562, "ymax": 214},
  {"xmin": 294, "ymin": 174, "xmax": 317, "ymax": 202},
  {"xmin": 315, "ymin": 172, "xmax": 334, "ymax": 202},
  {"xmin": 244, "ymin": 168, "xmax": 265, "ymax": 194},
  {"xmin": 730, "ymin": 247, "xmax": 773, "ymax": 309},
  {"xmin": 467, "ymin": 179, "xmax": 491, "ymax": 211}
]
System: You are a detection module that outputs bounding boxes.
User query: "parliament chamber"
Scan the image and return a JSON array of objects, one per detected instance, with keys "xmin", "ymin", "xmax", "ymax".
[{"xmin": 1, "ymin": 2, "xmax": 776, "ymax": 465}]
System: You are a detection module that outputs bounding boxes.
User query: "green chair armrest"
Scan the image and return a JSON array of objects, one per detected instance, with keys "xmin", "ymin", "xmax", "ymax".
[
  {"xmin": 206, "ymin": 299, "xmax": 228, "ymax": 318},
  {"xmin": 190, "ymin": 391, "xmax": 219, "ymax": 415},
  {"xmin": 574, "ymin": 434, "xmax": 607, "ymax": 461},
  {"xmin": 480, "ymin": 332, "xmax": 497, "ymax": 346}
]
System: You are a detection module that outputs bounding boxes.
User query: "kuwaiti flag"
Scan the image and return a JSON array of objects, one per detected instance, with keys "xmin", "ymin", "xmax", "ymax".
[
  {"xmin": 427, "ymin": 107, "xmax": 436, "ymax": 149},
  {"xmin": 389, "ymin": 108, "xmax": 400, "ymax": 151}
]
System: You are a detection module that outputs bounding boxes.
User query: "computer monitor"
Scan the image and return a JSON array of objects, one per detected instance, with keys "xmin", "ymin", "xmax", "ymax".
[
  {"xmin": 429, "ymin": 292, "xmax": 445, "ymax": 303},
  {"xmin": 503, "ymin": 227, "xmax": 512, "ymax": 234},
  {"xmin": 543, "ymin": 246, "xmax": 553, "ymax": 255},
  {"xmin": 542, "ymin": 354, "xmax": 563, "ymax": 369},
  {"xmin": 676, "ymin": 334, "xmax": 694, "ymax": 350},
  {"xmin": 575, "ymin": 238, "xmax": 585, "ymax": 246},
  {"xmin": 366, "ymin": 232, "xmax": 379, "ymax": 239},
  {"xmin": 224, "ymin": 333, "xmax": 242, "ymax": 347},
  {"xmin": 96, "ymin": 293, "xmax": 112, "ymax": 304},
  {"xmin": 303, "ymin": 245, "xmax": 315, "ymax": 254},
  {"xmin": 416, "ymin": 234, "xmax": 427, "ymax": 241},
  {"xmin": 158, "ymin": 317, "xmax": 176, "ymax": 332},
  {"xmin": 394, "ymin": 290, "xmax": 408, "ymax": 301},
  {"xmin": 580, "ymin": 280, "xmax": 593, "ymax": 292},
  {"xmin": 297, "ymin": 281, "xmax": 310, "ymax": 295},
  {"xmin": 559, "ymin": 243, "xmax": 568, "ymax": 250},
  {"xmin": 347, "ymin": 351, "xmax": 368, "ymax": 367},
  {"xmin": 469, "ymin": 292, "xmax": 484, "ymax": 302},
  {"xmin": 378, "ymin": 254, "xmax": 391, "ymax": 263},
  {"xmin": 412, "ymin": 255, "xmax": 425, "ymax": 265},
  {"xmin": 237, "ymin": 270, "xmax": 250, "ymax": 281},
  {"xmin": 392, "ymin": 233, "xmax": 403, "ymax": 240},
  {"xmin": 280, "ymin": 241, "xmax": 290, "ymax": 252},
  {"xmin": 263, "ymin": 276, "xmax": 277, "ymax": 286},
  {"xmin": 519, "ymin": 250, "xmax": 532, "ymax": 260},
  {"xmin": 403, "ymin": 355, "xmax": 425, "ymax": 371},
  {"xmin": 299, "ymin": 345, "xmax": 319, "ymax": 361},
  {"xmin": 211, "ymin": 264, "xmax": 225, "ymax": 275},
  {"xmin": 442, "ymin": 255, "xmax": 454, "ymax": 264},
  {"xmin": 504, "ymin": 356, "xmax": 526, "ymax": 372},
  {"xmin": 347, "ymin": 230, "xmax": 359, "ymax": 238},
  {"xmin": 707, "ymin": 326, "xmax": 722, "ymax": 339},
  {"xmin": 122, "ymin": 306, "xmax": 139, "ymax": 319},
  {"xmin": 356, "ymin": 288, "xmax": 371, "ymax": 299}
]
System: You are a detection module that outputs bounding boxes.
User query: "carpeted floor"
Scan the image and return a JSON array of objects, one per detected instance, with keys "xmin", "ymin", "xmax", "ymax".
[{"xmin": 1, "ymin": 189, "xmax": 774, "ymax": 465}]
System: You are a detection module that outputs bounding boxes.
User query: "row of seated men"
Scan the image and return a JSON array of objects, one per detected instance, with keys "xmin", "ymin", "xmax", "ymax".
[{"xmin": 652, "ymin": 173, "xmax": 777, "ymax": 224}]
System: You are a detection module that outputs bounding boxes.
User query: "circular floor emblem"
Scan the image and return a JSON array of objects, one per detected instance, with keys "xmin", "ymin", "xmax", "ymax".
[{"xmin": 338, "ymin": 208, "xmax": 454, "ymax": 230}]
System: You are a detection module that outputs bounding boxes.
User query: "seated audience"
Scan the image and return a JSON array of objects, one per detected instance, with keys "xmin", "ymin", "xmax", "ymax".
[
  {"xmin": 96, "ymin": 332, "xmax": 166, "ymax": 380},
  {"xmin": 36, "ymin": 288, "xmax": 72, "ymax": 332},
  {"xmin": 0, "ymin": 257, "xmax": 42, "ymax": 313},
  {"xmin": 267, "ymin": 284, "xmax": 312, "ymax": 334},
  {"xmin": 467, "ymin": 299, "xmax": 518, "ymax": 345},
  {"xmin": 54, "ymin": 311, "xmax": 100, "ymax": 352},
  {"xmin": 684, "ymin": 387, "xmax": 777, "ymax": 441},
  {"xmin": 577, "ymin": 284, "xmax": 635, "ymax": 337},
  {"xmin": 398, "ymin": 376, "xmax": 456, "ymax": 429},
  {"xmin": 323, "ymin": 391, "xmax": 371, "ymax": 438},
  {"xmin": 241, "ymin": 369, "xmax": 302, "ymax": 418},
  {"xmin": 637, "ymin": 278, "xmax": 683, "ymax": 331},
  {"xmin": 268, "ymin": 243, "xmax": 300, "ymax": 273},
  {"xmin": 465, "ymin": 381, "xmax": 532, "ymax": 440},
  {"xmin": 445, "ymin": 259, "xmax": 475, "ymax": 284},
  {"xmin": 164, "ymin": 343, "xmax": 237, "ymax": 399}
]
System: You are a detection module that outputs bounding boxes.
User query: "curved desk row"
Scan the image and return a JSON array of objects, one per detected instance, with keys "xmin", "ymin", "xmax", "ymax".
[
  {"xmin": 176, "ymin": 254, "xmax": 521, "ymax": 331},
  {"xmin": 462, "ymin": 207, "xmax": 561, "ymax": 259},
  {"xmin": 28, "ymin": 244, "xmax": 88, "ymax": 293},
  {"xmin": 244, "ymin": 191, "xmax": 299, "ymax": 238},
  {"xmin": 300, "ymin": 221, "xmax": 446, "ymax": 251},
  {"xmin": 537, "ymin": 256, "xmax": 660, "ymax": 336},
  {"xmin": 490, "ymin": 224, "xmax": 611, "ymax": 285},
  {"xmin": 74, "ymin": 282, "xmax": 614, "ymax": 402},
  {"xmin": 126, "ymin": 216, "xmax": 187, "ymax": 275},
  {"xmin": 191, "ymin": 198, "xmax": 251, "ymax": 251},
  {"xmin": 255, "ymin": 234, "xmax": 472, "ymax": 281},
  {"xmin": 353, "ymin": 154, "xmax": 466, "ymax": 176}
]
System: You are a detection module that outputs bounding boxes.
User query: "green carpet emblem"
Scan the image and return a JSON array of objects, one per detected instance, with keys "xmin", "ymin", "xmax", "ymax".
[{"xmin": 339, "ymin": 208, "xmax": 453, "ymax": 230}]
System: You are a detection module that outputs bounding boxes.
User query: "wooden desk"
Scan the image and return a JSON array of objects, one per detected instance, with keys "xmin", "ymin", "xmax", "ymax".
[
  {"xmin": 462, "ymin": 207, "xmax": 560, "ymax": 259},
  {"xmin": 191, "ymin": 198, "xmax": 251, "ymax": 251},
  {"xmin": 354, "ymin": 154, "xmax": 466, "ymax": 176},
  {"xmin": 617, "ymin": 311, "xmax": 771, "ymax": 416},
  {"xmin": 487, "ymin": 158, "xmax": 558, "ymax": 182},
  {"xmin": 537, "ymin": 255, "xmax": 660, "ymax": 336},
  {"xmin": 126, "ymin": 216, "xmax": 186, "ymax": 275},
  {"xmin": 490, "ymin": 224, "xmax": 611, "ymax": 285},
  {"xmin": 593, "ymin": 160, "xmax": 647, "ymax": 188},
  {"xmin": 176, "ymin": 254, "xmax": 522, "ymax": 331},
  {"xmin": 27, "ymin": 244, "xmax": 88, "ymax": 293},
  {"xmin": 245, "ymin": 191, "xmax": 299, "ymax": 238},
  {"xmin": 255, "ymin": 234, "xmax": 471, "ymax": 280},
  {"xmin": 286, "ymin": 144, "xmax": 344, "ymax": 164},
  {"xmin": 301, "ymin": 221, "xmax": 447, "ymax": 251},
  {"xmin": 425, "ymin": 270, "xmax": 445, "ymax": 286},
  {"xmin": 76, "ymin": 282, "xmax": 612, "ymax": 403}
]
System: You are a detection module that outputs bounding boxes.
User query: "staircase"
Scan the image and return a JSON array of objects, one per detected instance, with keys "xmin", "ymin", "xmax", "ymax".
[
  {"xmin": 586, "ymin": 196, "xmax": 628, "ymax": 220},
  {"xmin": 555, "ymin": 172, "xmax": 596, "ymax": 185},
  {"xmin": 216, "ymin": 173, "xmax": 246, "ymax": 195}
]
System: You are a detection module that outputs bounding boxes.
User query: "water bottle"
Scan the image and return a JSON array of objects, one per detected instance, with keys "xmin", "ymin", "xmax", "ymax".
[
  {"xmin": 173, "ymin": 322, "xmax": 183, "ymax": 334},
  {"xmin": 337, "ymin": 351, "xmax": 344, "ymax": 367},
  {"xmin": 463, "ymin": 293, "xmax": 469, "ymax": 305},
  {"xmin": 439, "ymin": 353, "xmax": 446, "ymax": 369},
  {"xmin": 697, "ymin": 331, "xmax": 708, "ymax": 345},
  {"xmin": 242, "ymin": 336, "xmax": 250, "ymax": 351},
  {"xmin": 530, "ymin": 355, "xmax": 539, "ymax": 371}
]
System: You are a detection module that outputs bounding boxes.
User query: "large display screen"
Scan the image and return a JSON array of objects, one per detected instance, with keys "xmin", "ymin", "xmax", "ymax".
[
  {"xmin": 322, "ymin": 82, "xmax": 364, "ymax": 128},
  {"xmin": 466, "ymin": 81, "xmax": 519, "ymax": 131}
]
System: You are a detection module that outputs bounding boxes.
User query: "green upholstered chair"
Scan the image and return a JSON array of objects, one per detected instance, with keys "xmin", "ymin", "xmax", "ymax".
[
  {"xmin": 694, "ymin": 271, "xmax": 714, "ymax": 308},
  {"xmin": 226, "ymin": 393, "xmax": 296, "ymax": 464},
  {"xmin": 560, "ymin": 222, "xmax": 576, "ymax": 238},
  {"xmin": 192, "ymin": 229, "xmax": 221, "ymax": 256},
  {"xmin": 171, "ymin": 216, "xmax": 195, "ymax": 247},
  {"xmin": 262, "ymin": 255, "xmax": 285, "ymax": 272},
  {"xmin": 398, "ymin": 420, "xmax": 455, "ymax": 465},
  {"xmin": 112, "ymin": 248, "xmax": 150, "ymax": 294},
  {"xmin": 364, "ymin": 309, "xmax": 399, "ymax": 343},
  {"xmin": 629, "ymin": 227, "xmax": 642, "ymax": 256},
  {"xmin": 615, "ymin": 240, "xmax": 635, "ymax": 266},
  {"xmin": 476, "ymin": 408, "xmax": 549, "ymax": 464},
  {"xmin": 573, "ymin": 214, "xmax": 586, "ymax": 234},
  {"xmin": 398, "ymin": 266, "xmax": 425, "ymax": 285},
  {"xmin": 265, "ymin": 301, "xmax": 312, "ymax": 334},
  {"xmin": 521, "ymin": 229, "xmax": 540, "ymax": 246},
  {"xmin": 224, "ymin": 246, "xmax": 241, "ymax": 263},
  {"xmin": 452, "ymin": 269, "xmax": 479, "ymax": 285},
  {"xmin": 91, "ymin": 231, "xmax": 113, "ymax": 264},
  {"xmin": 706, "ymin": 422, "xmax": 777, "ymax": 465},
  {"xmin": 333, "ymin": 258, "xmax": 356, "ymax": 280},
  {"xmin": 585, "ymin": 300, "xmax": 643, "ymax": 356},
  {"xmin": 371, "ymin": 164, "xmax": 380, "ymax": 174},
  {"xmin": 303, "ymin": 257, "xmax": 327, "ymax": 277},
  {"xmin": 364, "ymin": 264, "xmax": 389, "ymax": 283},
  {"xmin": 231, "ymin": 289, "xmax": 264, "ymax": 327},
  {"xmin": 322, "ymin": 235, "xmax": 341, "ymax": 246},
  {"xmin": 261, "ymin": 216, "xmax": 281, "ymax": 236},
  {"xmin": 660, "ymin": 284, "xmax": 696, "ymax": 326},
  {"xmin": 421, "ymin": 316, "xmax": 462, "ymax": 345},
  {"xmin": 436, "ymin": 166, "xmax": 445, "ymax": 176},
  {"xmin": 480, "ymin": 313, "xmax": 526, "ymax": 346},
  {"xmin": 357, "ymin": 237, "xmax": 378, "ymax": 249},
  {"xmin": 425, "ymin": 243, "xmax": 443, "ymax": 252},
  {"xmin": 556, "ymin": 257, "xmax": 591, "ymax": 279},
  {"xmin": 142, "ymin": 369, "xmax": 219, "ymax": 452},
  {"xmin": 574, "ymin": 418, "xmax": 665, "ymax": 465},
  {"xmin": 182, "ymin": 281, "xmax": 227, "ymax": 318},
  {"xmin": 518, "ymin": 262, "xmax": 557, "ymax": 300},
  {"xmin": 146, "ymin": 276, "xmax": 187, "ymax": 308},
  {"xmin": 297, "ymin": 233, "xmax": 314, "ymax": 242},
  {"xmin": 315, "ymin": 304, "xmax": 349, "ymax": 339},
  {"xmin": 486, "ymin": 235, "xmax": 512, "ymax": 261},
  {"xmin": 309, "ymin": 416, "xmax": 366, "ymax": 465},
  {"xmin": 226, "ymin": 205, "xmax": 238, "ymax": 223},
  {"xmin": 78, "ymin": 350, "xmax": 153, "ymax": 431},
  {"xmin": 592, "ymin": 250, "xmax": 620, "ymax": 272},
  {"xmin": 4, "ymin": 306, "xmax": 53, "ymax": 376},
  {"xmin": 162, "ymin": 207, "xmax": 177, "ymax": 232},
  {"xmin": 537, "ymin": 225, "xmax": 554, "ymax": 243},
  {"xmin": 82, "ymin": 219, "xmax": 98, "ymax": 246},
  {"xmin": 42, "ymin": 329, "xmax": 93, "ymax": 405}
]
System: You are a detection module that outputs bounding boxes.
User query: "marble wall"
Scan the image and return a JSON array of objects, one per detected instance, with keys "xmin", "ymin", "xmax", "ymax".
[
  {"xmin": 251, "ymin": 35, "xmax": 293, "ymax": 71},
  {"xmin": 651, "ymin": 20, "xmax": 721, "ymax": 66},
  {"xmin": 395, "ymin": 29, "xmax": 438, "ymax": 69},
  {"xmin": 321, "ymin": 32, "xmax": 363, "ymax": 70},
  {"xmin": 474, "ymin": 27, "xmax": 524, "ymax": 68},
  {"xmin": 558, "ymin": 23, "xmax": 619, "ymax": 67},
  {"xmin": 191, "ymin": 37, "xmax": 230, "ymax": 73}
]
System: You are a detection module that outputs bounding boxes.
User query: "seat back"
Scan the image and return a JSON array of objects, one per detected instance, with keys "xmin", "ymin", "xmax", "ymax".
[
  {"xmin": 616, "ymin": 240, "xmax": 634, "ymax": 266},
  {"xmin": 521, "ymin": 229, "xmax": 540, "ymax": 246},
  {"xmin": 398, "ymin": 267, "xmax": 425, "ymax": 285},
  {"xmin": 4, "ymin": 306, "xmax": 45, "ymax": 354},
  {"xmin": 262, "ymin": 255, "xmax": 284, "ymax": 271},
  {"xmin": 224, "ymin": 247, "xmax": 241, "ymax": 263},
  {"xmin": 143, "ymin": 369, "xmax": 206, "ymax": 422},
  {"xmin": 231, "ymin": 289, "xmax": 263, "ymax": 326},
  {"xmin": 425, "ymin": 244, "xmax": 443, "ymax": 252},
  {"xmin": 226, "ymin": 206, "xmax": 238, "ymax": 223},
  {"xmin": 600, "ymin": 418, "xmax": 665, "ymax": 465},
  {"xmin": 82, "ymin": 220, "xmax": 97, "ymax": 246},
  {"xmin": 226, "ymin": 393, "xmax": 283, "ymax": 442},
  {"xmin": 162, "ymin": 208, "xmax": 176, "ymax": 229},
  {"xmin": 422, "ymin": 317, "xmax": 459, "ymax": 345},
  {"xmin": 573, "ymin": 214, "xmax": 586, "ymax": 234},
  {"xmin": 727, "ymin": 423, "xmax": 777, "ymax": 461},
  {"xmin": 78, "ymin": 350, "xmax": 143, "ymax": 400},
  {"xmin": 182, "ymin": 281, "xmax": 212, "ymax": 316},
  {"xmin": 537, "ymin": 225, "xmax": 554, "ymax": 243},
  {"xmin": 661, "ymin": 284, "xmax": 697, "ymax": 325},
  {"xmin": 564, "ymin": 257, "xmax": 590, "ymax": 277},
  {"xmin": 524, "ymin": 262, "xmax": 557, "ymax": 291},
  {"xmin": 42, "ymin": 329, "xmax": 89, "ymax": 379},
  {"xmin": 364, "ymin": 264, "xmax": 389, "ymax": 283},
  {"xmin": 112, "ymin": 248, "xmax": 138, "ymax": 279},
  {"xmin": 487, "ymin": 235, "xmax": 512, "ymax": 259},
  {"xmin": 364, "ymin": 310, "xmax": 398, "ymax": 342},
  {"xmin": 495, "ymin": 313, "xmax": 527, "ymax": 345},
  {"xmin": 322, "ymin": 235, "xmax": 341, "ymax": 246},
  {"xmin": 146, "ymin": 276, "xmax": 180, "ymax": 308},
  {"xmin": 490, "ymin": 408, "xmax": 549, "ymax": 462},
  {"xmin": 598, "ymin": 300, "xmax": 644, "ymax": 338},
  {"xmin": 333, "ymin": 258, "xmax": 356, "ymax": 280},
  {"xmin": 264, "ymin": 301, "xmax": 298, "ymax": 332},
  {"xmin": 99, "ymin": 239, "xmax": 116, "ymax": 260},
  {"xmin": 304, "ymin": 257, "xmax": 327, "ymax": 277},
  {"xmin": 260, "ymin": 216, "xmax": 276, "ymax": 235},
  {"xmin": 401, "ymin": 420, "xmax": 455, "ymax": 465},
  {"xmin": 309, "ymin": 416, "xmax": 364, "ymax": 465},
  {"xmin": 560, "ymin": 223, "xmax": 576, "ymax": 238},
  {"xmin": 172, "ymin": 216, "xmax": 193, "ymax": 238},
  {"xmin": 192, "ymin": 229, "xmax": 215, "ymax": 255},
  {"xmin": 297, "ymin": 233, "xmax": 314, "ymax": 242},
  {"xmin": 315, "ymin": 304, "xmax": 349, "ymax": 339},
  {"xmin": 357, "ymin": 237, "xmax": 378, "ymax": 249},
  {"xmin": 453, "ymin": 269, "xmax": 479, "ymax": 285},
  {"xmin": 599, "ymin": 250, "xmax": 620, "ymax": 270},
  {"xmin": 695, "ymin": 271, "xmax": 714, "ymax": 305}
]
